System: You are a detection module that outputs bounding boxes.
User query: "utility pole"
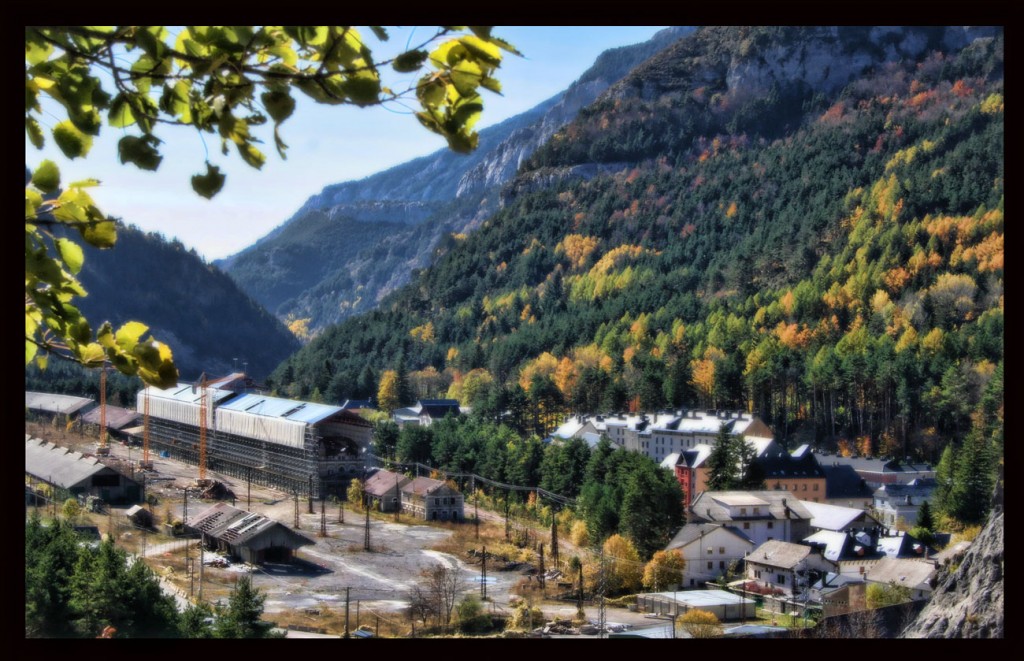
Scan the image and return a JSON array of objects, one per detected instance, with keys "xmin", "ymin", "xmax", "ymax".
[
  {"xmin": 308, "ymin": 474, "xmax": 314, "ymax": 514},
  {"xmin": 480, "ymin": 545, "xmax": 487, "ymax": 600},
  {"xmin": 198, "ymin": 533, "xmax": 204, "ymax": 602},
  {"xmin": 538, "ymin": 543, "xmax": 546, "ymax": 592},
  {"xmin": 247, "ymin": 467, "xmax": 251, "ymax": 510},
  {"xmin": 597, "ymin": 546, "xmax": 607, "ymax": 639},
  {"xmin": 394, "ymin": 472, "xmax": 400, "ymax": 522},
  {"xmin": 504, "ymin": 492, "xmax": 510, "ymax": 542},
  {"xmin": 364, "ymin": 495, "xmax": 371, "ymax": 551},
  {"xmin": 344, "ymin": 587, "xmax": 351, "ymax": 638},
  {"xmin": 293, "ymin": 489, "xmax": 300, "ymax": 529},
  {"xmin": 339, "ymin": 498, "xmax": 345, "ymax": 524}
]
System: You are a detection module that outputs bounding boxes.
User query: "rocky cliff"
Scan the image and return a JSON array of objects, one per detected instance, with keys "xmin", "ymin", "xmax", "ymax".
[{"xmin": 902, "ymin": 506, "xmax": 1004, "ymax": 637}]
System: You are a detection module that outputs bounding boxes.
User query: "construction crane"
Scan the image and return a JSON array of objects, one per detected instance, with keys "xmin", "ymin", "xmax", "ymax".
[
  {"xmin": 96, "ymin": 364, "xmax": 110, "ymax": 456},
  {"xmin": 139, "ymin": 383, "xmax": 153, "ymax": 470},
  {"xmin": 197, "ymin": 372, "xmax": 209, "ymax": 485}
]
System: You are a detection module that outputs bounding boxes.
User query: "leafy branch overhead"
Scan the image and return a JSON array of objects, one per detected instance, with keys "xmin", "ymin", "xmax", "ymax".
[{"xmin": 25, "ymin": 26, "xmax": 518, "ymax": 386}]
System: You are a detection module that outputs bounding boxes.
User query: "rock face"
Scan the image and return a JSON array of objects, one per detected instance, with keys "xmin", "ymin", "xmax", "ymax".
[{"xmin": 901, "ymin": 509, "xmax": 1004, "ymax": 638}]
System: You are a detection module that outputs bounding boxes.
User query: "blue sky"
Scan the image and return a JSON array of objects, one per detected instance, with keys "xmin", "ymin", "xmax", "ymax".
[{"xmin": 26, "ymin": 27, "xmax": 669, "ymax": 261}]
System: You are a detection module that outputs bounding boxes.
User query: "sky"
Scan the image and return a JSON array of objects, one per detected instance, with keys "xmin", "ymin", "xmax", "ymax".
[{"xmin": 26, "ymin": 26, "xmax": 669, "ymax": 261}]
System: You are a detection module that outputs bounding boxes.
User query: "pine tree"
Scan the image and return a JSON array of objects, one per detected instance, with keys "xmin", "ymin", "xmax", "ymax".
[
  {"xmin": 948, "ymin": 429, "xmax": 995, "ymax": 526},
  {"xmin": 933, "ymin": 444, "xmax": 956, "ymax": 517},
  {"xmin": 214, "ymin": 575, "xmax": 279, "ymax": 638},
  {"xmin": 916, "ymin": 499, "xmax": 935, "ymax": 532},
  {"xmin": 707, "ymin": 425, "xmax": 739, "ymax": 491}
]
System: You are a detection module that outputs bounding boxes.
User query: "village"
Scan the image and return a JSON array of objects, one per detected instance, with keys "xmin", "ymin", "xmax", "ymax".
[{"xmin": 24, "ymin": 378, "xmax": 972, "ymax": 639}]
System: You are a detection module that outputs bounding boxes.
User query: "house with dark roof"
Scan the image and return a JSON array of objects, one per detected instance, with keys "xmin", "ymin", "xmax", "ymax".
[
  {"xmin": 187, "ymin": 502, "xmax": 315, "ymax": 564},
  {"xmin": 808, "ymin": 572, "xmax": 867, "ymax": 617},
  {"xmin": 689, "ymin": 491, "xmax": 813, "ymax": 546},
  {"xmin": 25, "ymin": 437, "xmax": 141, "ymax": 504},
  {"xmin": 819, "ymin": 454, "xmax": 934, "ymax": 488},
  {"xmin": 362, "ymin": 468, "xmax": 410, "ymax": 513},
  {"xmin": 26, "ymin": 391, "xmax": 95, "ymax": 422},
  {"xmin": 399, "ymin": 475, "xmax": 464, "ymax": 521},
  {"xmin": 664, "ymin": 523, "xmax": 755, "ymax": 588},
  {"xmin": 872, "ymin": 480, "xmax": 937, "ymax": 528},
  {"xmin": 802, "ymin": 528, "xmax": 934, "ymax": 578},
  {"xmin": 820, "ymin": 463, "xmax": 874, "ymax": 509},
  {"xmin": 760, "ymin": 445, "xmax": 826, "ymax": 503},
  {"xmin": 393, "ymin": 400, "xmax": 462, "ymax": 427},
  {"xmin": 80, "ymin": 405, "xmax": 141, "ymax": 441}
]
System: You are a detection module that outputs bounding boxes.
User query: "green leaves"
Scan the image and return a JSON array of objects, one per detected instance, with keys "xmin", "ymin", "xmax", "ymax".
[
  {"xmin": 55, "ymin": 238, "xmax": 84, "ymax": 275},
  {"xmin": 30, "ymin": 160, "xmax": 60, "ymax": 194},
  {"xmin": 192, "ymin": 162, "xmax": 226, "ymax": 199},
  {"xmin": 394, "ymin": 49, "xmax": 429, "ymax": 73},
  {"xmin": 118, "ymin": 135, "xmax": 163, "ymax": 170},
  {"xmin": 52, "ymin": 120, "xmax": 92, "ymax": 159}
]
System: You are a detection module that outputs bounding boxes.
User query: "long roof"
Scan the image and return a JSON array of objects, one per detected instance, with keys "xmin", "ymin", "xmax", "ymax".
[
  {"xmin": 216, "ymin": 393, "xmax": 344, "ymax": 424},
  {"xmin": 26, "ymin": 391, "xmax": 94, "ymax": 415},
  {"xmin": 80, "ymin": 405, "xmax": 140, "ymax": 430},
  {"xmin": 665, "ymin": 523, "xmax": 754, "ymax": 550},
  {"xmin": 25, "ymin": 437, "xmax": 129, "ymax": 489},
  {"xmin": 188, "ymin": 502, "xmax": 314, "ymax": 549},
  {"xmin": 401, "ymin": 476, "xmax": 452, "ymax": 497},
  {"xmin": 690, "ymin": 490, "xmax": 813, "ymax": 522}
]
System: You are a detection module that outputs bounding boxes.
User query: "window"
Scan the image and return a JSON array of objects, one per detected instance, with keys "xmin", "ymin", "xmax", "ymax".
[
  {"xmin": 435, "ymin": 498, "xmax": 440, "ymax": 505},
  {"xmin": 778, "ymin": 574, "xmax": 786, "ymax": 584},
  {"xmin": 814, "ymin": 483, "xmax": 819, "ymax": 491},
  {"xmin": 719, "ymin": 547, "xmax": 725, "ymax": 554},
  {"xmin": 391, "ymin": 497, "xmax": 397, "ymax": 504},
  {"xmin": 740, "ymin": 507, "xmax": 747, "ymax": 515},
  {"xmin": 753, "ymin": 507, "xmax": 760, "ymax": 515},
  {"xmin": 755, "ymin": 570, "xmax": 762, "ymax": 579},
  {"xmin": 743, "ymin": 522, "xmax": 750, "ymax": 530},
  {"xmin": 707, "ymin": 548, "xmax": 713, "ymax": 555},
  {"xmin": 803, "ymin": 484, "xmax": 807, "ymax": 491},
  {"xmin": 719, "ymin": 561, "xmax": 726, "ymax": 570},
  {"xmin": 707, "ymin": 562, "xmax": 713, "ymax": 570},
  {"xmin": 767, "ymin": 521, "xmax": 774, "ymax": 529}
]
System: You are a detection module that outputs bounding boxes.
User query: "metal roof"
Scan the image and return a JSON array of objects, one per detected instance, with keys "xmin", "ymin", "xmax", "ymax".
[
  {"xmin": 665, "ymin": 523, "xmax": 755, "ymax": 550},
  {"xmin": 802, "ymin": 501, "xmax": 872, "ymax": 531},
  {"xmin": 25, "ymin": 437, "xmax": 131, "ymax": 489},
  {"xmin": 747, "ymin": 540, "xmax": 811, "ymax": 569},
  {"xmin": 80, "ymin": 405, "xmax": 140, "ymax": 430},
  {"xmin": 26, "ymin": 391, "xmax": 94, "ymax": 415},
  {"xmin": 643, "ymin": 589, "xmax": 754, "ymax": 608},
  {"xmin": 216, "ymin": 393, "xmax": 344, "ymax": 424},
  {"xmin": 691, "ymin": 490, "xmax": 813, "ymax": 522},
  {"xmin": 142, "ymin": 383, "xmax": 237, "ymax": 405},
  {"xmin": 865, "ymin": 558, "xmax": 935, "ymax": 589}
]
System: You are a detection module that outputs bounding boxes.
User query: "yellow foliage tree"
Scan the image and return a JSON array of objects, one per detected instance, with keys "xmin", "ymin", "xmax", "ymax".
[
  {"xmin": 569, "ymin": 520, "xmax": 590, "ymax": 547},
  {"xmin": 678, "ymin": 609, "xmax": 722, "ymax": 638},
  {"xmin": 601, "ymin": 534, "xmax": 643, "ymax": 596},
  {"xmin": 642, "ymin": 549, "xmax": 685, "ymax": 591},
  {"xmin": 377, "ymin": 369, "xmax": 400, "ymax": 414}
]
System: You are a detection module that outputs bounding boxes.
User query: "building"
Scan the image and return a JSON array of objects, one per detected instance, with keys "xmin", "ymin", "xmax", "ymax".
[
  {"xmin": 125, "ymin": 504, "xmax": 154, "ymax": 528},
  {"xmin": 802, "ymin": 529, "xmax": 934, "ymax": 578},
  {"xmin": 138, "ymin": 381, "xmax": 374, "ymax": 498},
  {"xmin": 761, "ymin": 445, "xmax": 827, "ymax": 502},
  {"xmin": 872, "ymin": 480, "xmax": 937, "ymax": 528},
  {"xmin": 399, "ymin": 476, "xmax": 464, "ymax": 521},
  {"xmin": 688, "ymin": 490, "xmax": 813, "ymax": 545},
  {"xmin": 664, "ymin": 439, "xmax": 788, "ymax": 508},
  {"xmin": 664, "ymin": 523, "xmax": 755, "ymax": 588},
  {"xmin": 635, "ymin": 589, "xmax": 756, "ymax": 621},
  {"xmin": 26, "ymin": 391, "xmax": 95, "ymax": 423},
  {"xmin": 808, "ymin": 572, "xmax": 867, "ymax": 617},
  {"xmin": 744, "ymin": 540, "xmax": 836, "ymax": 598},
  {"xmin": 819, "ymin": 455, "xmax": 935, "ymax": 488},
  {"xmin": 25, "ymin": 437, "xmax": 142, "ymax": 504},
  {"xmin": 79, "ymin": 405, "xmax": 141, "ymax": 441},
  {"xmin": 864, "ymin": 557, "xmax": 937, "ymax": 601},
  {"xmin": 363, "ymin": 468, "xmax": 409, "ymax": 513},
  {"xmin": 393, "ymin": 400, "xmax": 462, "ymax": 427},
  {"xmin": 602, "ymin": 409, "xmax": 774, "ymax": 464},
  {"xmin": 820, "ymin": 462, "xmax": 875, "ymax": 509},
  {"xmin": 187, "ymin": 502, "xmax": 315, "ymax": 564}
]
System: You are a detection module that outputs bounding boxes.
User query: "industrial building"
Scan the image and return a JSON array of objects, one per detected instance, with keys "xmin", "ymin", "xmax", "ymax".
[
  {"xmin": 136, "ymin": 379, "xmax": 373, "ymax": 499},
  {"xmin": 25, "ymin": 436, "xmax": 142, "ymax": 504},
  {"xmin": 187, "ymin": 502, "xmax": 314, "ymax": 564}
]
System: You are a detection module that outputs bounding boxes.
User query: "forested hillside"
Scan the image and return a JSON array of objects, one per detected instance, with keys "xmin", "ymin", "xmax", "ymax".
[
  {"xmin": 219, "ymin": 27, "xmax": 695, "ymax": 335},
  {"xmin": 273, "ymin": 27, "xmax": 1002, "ymax": 468},
  {"xmin": 29, "ymin": 224, "xmax": 300, "ymax": 386}
]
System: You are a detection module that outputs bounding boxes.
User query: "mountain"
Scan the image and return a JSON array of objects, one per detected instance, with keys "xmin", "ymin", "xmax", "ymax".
[
  {"xmin": 217, "ymin": 27, "xmax": 696, "ymax": 334},
  {"xmin": 51, "ymin": 224, "xmax": 300, "ymax": 382},
  {"xmin": 271, "ymin": 26, "xmax": 1002, "ymax": 467}
]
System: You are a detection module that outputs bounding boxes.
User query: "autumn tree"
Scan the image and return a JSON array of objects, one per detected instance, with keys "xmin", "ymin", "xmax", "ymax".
[
  {"xmin": 642, "ymin": 549, "xmax": 685, "ymax": 592},
  {"xmin": 26, "ymin": 26, "xmax": 519, "ymax": 386},
  {"xmin": 600, "ymin": 534, "xmax": 643, "ymax": 596},
  {"xmin": 377, "ymin": 369, "xmax": 401, "ymax": 414},
  {"xmin": 678, "ymin": 609, "xmax": 722, "ymax": 638},
  {"xmin": 346, "ymin": 478, "xmax": 365, "ymax": 510}
]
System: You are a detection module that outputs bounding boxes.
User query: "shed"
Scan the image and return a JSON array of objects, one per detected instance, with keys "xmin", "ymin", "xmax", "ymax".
[
  {"xmin": 187, "ymin": 502, "xmax": 314, "ymax": 564},
  {"xmin": 125, "ymin": 504, "xmax": 154, "ymax": 528},
  {"xmin": 26, "ymin": 391, "xmax": 95, "ymax": 419},
  {"xmin": 635, "ymin": 589, "xmax": 755, "ymax": 621},
  {"xmin": 25, "ymin": 437, "xmax": 141, "ymax": 503}
]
